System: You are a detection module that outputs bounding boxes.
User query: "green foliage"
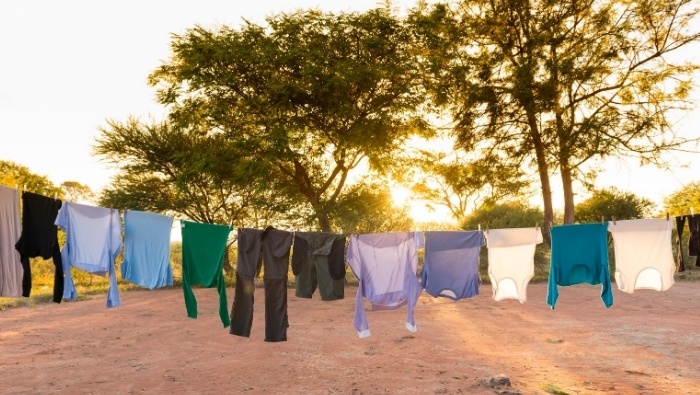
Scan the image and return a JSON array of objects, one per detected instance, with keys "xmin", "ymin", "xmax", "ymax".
[
  {"xmin": 575, "ymin": 187, "xmax": 656, "ymax": 222},
  {"xmin": 403, "ymin": 149, "xmax": 531, "ymax": 222},
  {"xmin": 60, "ymin": 181, "xmax": 95, "ymax": 204},
  {"xmin": 663, "ymin": 181, "xmax": 700, "ymax": 216},
  {"xmin": 143, "ymin": 9, "xmax": 430, "ymax": 231},
  {"xmin": 410, "ymin": 0, "xmax": 700, "ymax": 229},
  {"xmin": 460, "ymin": 202, "xmax": 543, "ymax": 230},
  {"xmin": 0, "ymin": 160, "xmax": 61, "ymax": 197},
  {"xmin": 330, "ymin": 180, "xmax": 414, "ymax": 234},
  {"xmin": 95, "ymin": 119, "xmax": 275, "ymax": 228}
]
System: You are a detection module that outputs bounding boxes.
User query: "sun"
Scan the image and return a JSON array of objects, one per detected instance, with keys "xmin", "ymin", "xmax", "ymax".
[{"xmin": 390, "ymin": 185, "xmax": 454, "ymax": 225}]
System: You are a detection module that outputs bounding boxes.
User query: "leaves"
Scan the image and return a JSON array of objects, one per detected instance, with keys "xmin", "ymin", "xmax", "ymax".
[{"xmin": 411, "ymin": 0, "xmax": 700, "ymax": 224}]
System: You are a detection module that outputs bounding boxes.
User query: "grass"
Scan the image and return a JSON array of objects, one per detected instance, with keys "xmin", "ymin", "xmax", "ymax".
[{"xmin": 542, "ymin": 384, "xmax": 570, "ymax": 394}]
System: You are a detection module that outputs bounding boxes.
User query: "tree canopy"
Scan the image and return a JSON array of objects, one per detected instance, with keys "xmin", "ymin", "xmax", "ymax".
[
  {"xmin": 410, "ymin": 0, "xmax": 700, "ymax": 242},
  {"xmin": 94, "ymin": 8, "xmax": 425, "ymax": 235},
  {"xmin": 141, "ymin": 9, "xmax": 430, "ymax": 232}
]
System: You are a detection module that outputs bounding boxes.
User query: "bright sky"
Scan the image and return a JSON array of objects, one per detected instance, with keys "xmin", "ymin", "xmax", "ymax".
[{"xmin": 1, "ymin": 0, "xmax": 699, "ymax": 223}]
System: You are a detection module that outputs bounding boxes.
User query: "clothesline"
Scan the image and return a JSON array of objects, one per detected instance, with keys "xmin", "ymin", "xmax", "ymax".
[{"xmin": 1, "ymin": 186, "xmax": 698, "ymax": 342}]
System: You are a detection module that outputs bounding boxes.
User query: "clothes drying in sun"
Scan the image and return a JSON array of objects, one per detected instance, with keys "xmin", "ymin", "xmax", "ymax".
[
  {"xmin": 292, "ymin": 232, "xmax": 346, "ymax": 301},
  {"xmin": 14, "ymin": 191, "xmax": 63, "ymax": 302},
  {"xmin": 547, "ymin": 222, "xmax": 612, "ymax": 309},
  {"xmin": 421, "ymin": 230, "xmax": 483, "ymax": 300},
  {"xmin": 180, "ymin": 220, "xmax": 231, "ymax": 327},
  {"xmin": 230, "ymin": 227, "xmax": 292, "ymax": 342},
  {"xmin": 608, "ymin": 218, "xmax": 675, "ymax": 293},
  {"xmin": 55, "ymin": 202, "xmax": 122, "ymax": 308},
  {"xmin": 121, "ymin": 210, "xmax": 174, "ymax": 290},
  {"xmin": 0, "ymin": 185, "xmax": 23, "ymax": 298},
  {"xmin": 688, "ymin": 215, "xmax": 700, "ymax": 264},
  {"xmin": 346, "ymin": 232, "xmax": 423, "ymax": 338},
  {"xmin": 486, "ymin": 227, "xmax": 543, "ymax": 303}
]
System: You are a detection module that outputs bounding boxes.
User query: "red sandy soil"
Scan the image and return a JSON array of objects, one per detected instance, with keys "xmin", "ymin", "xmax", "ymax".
[{"xmin": 1, "ymin": 283, "xmax": 699, "ymax": 394}]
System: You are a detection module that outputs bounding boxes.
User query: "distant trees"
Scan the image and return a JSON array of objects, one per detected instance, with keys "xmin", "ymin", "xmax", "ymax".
[
  {"xmin": 664, "ymin": 181, "xmax": 700, "ymax": 215},
  {"xmin": 410, "ymin": 0, "xmax": 700, "ymax": 242},
  {"xmin": 575, "ymin": 188, "xmax": 655, "ymax": 222},
  {"xmin": 0, "ymin": 160, "xmax": 61, "ymax": 197},
  {"xmin": 60, "ymin": 181, "xmax": 95, "ymax": 204},
  {"xmin": 460, "ymin": 202, "xmax": 543, "ymax": 230},
  {"xmin": 400, "ymin": 149, "xmax": 530, "ymax": 222}
]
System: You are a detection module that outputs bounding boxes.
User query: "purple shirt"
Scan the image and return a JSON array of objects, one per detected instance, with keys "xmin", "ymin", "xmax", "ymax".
[{"xmin": 346, "ymin": 232, "xmax": 423, "ymax": 338}]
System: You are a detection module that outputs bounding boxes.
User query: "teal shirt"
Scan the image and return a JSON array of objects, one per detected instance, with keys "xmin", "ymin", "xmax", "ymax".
[
  {"xmin": 181, "ymin": 220, "xmax": 231, "ymax": 327},
  {"xmin": 547, "ymin": 223, "xmax": 613, "ymax": 309}
]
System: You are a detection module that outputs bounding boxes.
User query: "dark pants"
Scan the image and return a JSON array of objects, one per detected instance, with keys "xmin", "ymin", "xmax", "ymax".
[
  {"xmin": 295, "ymin": 260, "xmax": 344, "ymax": 301},
  {"xmin": 230, "ymin": 227, "xmax": 291, "ymax": 342}
]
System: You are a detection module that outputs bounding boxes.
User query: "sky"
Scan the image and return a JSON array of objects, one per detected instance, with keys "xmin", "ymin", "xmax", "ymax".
[{"xmin": 1, "ymin": 0, "xmax": 699, "ymax": 223}]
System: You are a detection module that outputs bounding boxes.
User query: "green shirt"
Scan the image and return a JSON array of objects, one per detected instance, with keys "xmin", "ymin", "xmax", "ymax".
[{"xmin": 181, "ymin": 220, "xmax": 231, "ymax": 327}]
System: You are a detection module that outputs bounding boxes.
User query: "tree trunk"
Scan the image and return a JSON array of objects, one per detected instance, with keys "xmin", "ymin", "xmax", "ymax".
[
  {"xmin": 526, "ymin": 110, "xmax": 554, "ymax": 245},
  {"xmin": 560, "ymin": 162, "xmax": 576, "ymax": 224},
  {"xmin": 317, "ymin": 212, "xmax": 332, "ymax": 232},
  {"xmin": 222, "ymin": 246, "xmax": 234, "ymax": 275}
]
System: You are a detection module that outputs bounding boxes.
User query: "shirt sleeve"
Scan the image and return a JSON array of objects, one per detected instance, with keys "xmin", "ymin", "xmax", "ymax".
[
  {"xmin": 546, "ymin": 262, "xmax": 558, "ymax": 309},
  {"xmin": 347, "ymin": 235, "xmax": 370, "ymax": 338}
]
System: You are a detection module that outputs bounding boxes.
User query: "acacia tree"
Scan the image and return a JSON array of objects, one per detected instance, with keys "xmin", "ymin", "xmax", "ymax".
[
  {"xmin": 95, "ymin": 118, "xmax": 272, "ymax": 225},
  {"xmin": 94, "ymin": 119, "xmax": 288, "ymax": 273},
  {"xmin": 147, "ymin": 9, "xmax": 429, "ymax": 232},
  {"xmin": 402, "ymin": 149, "xmax": 530, "ymax": 221},
  {"xmin": 411, "ymin": 0, "xmax": 700, "ymax": 242}
]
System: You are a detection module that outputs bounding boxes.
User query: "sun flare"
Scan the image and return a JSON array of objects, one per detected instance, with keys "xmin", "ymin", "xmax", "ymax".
[{"xmin": 390, "ymin": 185, "xmax": 454, "ymax": 225}]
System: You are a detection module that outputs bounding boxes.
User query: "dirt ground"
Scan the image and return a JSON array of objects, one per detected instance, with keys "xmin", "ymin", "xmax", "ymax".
[{"xmin": 1, "ymin": 282, "xmax": 699, "ymax": 395}]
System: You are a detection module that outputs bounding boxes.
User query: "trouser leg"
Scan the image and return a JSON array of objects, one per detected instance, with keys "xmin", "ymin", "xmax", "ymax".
[
  {"xmin": 230, "ymin": 272, "xmax": 255, "ymax": 337},
  {"xmin": 264, "ymin": 277, "xmax": 288, "ymax": 342}
]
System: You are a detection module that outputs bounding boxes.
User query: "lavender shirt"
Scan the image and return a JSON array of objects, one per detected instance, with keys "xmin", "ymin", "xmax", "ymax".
[{"xmin": 346, "ymin": 232, "xmax": 423, "ymax": 338}]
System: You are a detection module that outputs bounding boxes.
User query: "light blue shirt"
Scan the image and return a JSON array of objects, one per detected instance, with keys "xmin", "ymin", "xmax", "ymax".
[
  {"xmin": 121, "ymin": 210, "xmax": 173, "ymax": 289},
  {"xmin": 55, "ymin": 202, "xmax": 121, "ymax": 308}
]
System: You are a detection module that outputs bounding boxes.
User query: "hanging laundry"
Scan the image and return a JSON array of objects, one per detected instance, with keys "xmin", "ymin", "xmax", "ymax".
[
  {"xmin": 485, "ymin": 227, "xmax": 543, "ymax": 303},
  {"xmin": 547, "ymin": 223, "xmax": 612, "ymax": 309},
  {"xmin": 675, "ymin": 216, "xmax": 686, "ymax": 272},
  {"xmin": 121, "ymin": 210, "xmax": 174, "ymax": 289},
  {"xmin": 421, "ymin": 230, "xmax": 483, "ymax": 300},
  {"xmin": 230, "ymin": 227, "xmax": 292, "ymax": 342},
  {"xmin": 346, "ymin": 232, "xmax": 423, "ymax": 338},
  {"xmin": 292, "ymin": 232, "xmax": 346, "ymax": 301},
  {"xmin": 55, "ymin": 202, "xmax": 122, "ymax": 308},
  {"xmin": 688, "ymin": 215, "xmax": 700, "ymax": 266},
  {"xmin": 608, "ymin": 218, "xmax": 675, "ymax": 293},
  {"xmin": 180, "ymin": 220, "xmax": 231, "ymax": 327},
  {"xmin": 0, "ymin": 185, "xmax": 23, "ymax": 298},
  {"xmin": 14, "ymin": 191, "xmax": 63, "ymax": 302}
]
